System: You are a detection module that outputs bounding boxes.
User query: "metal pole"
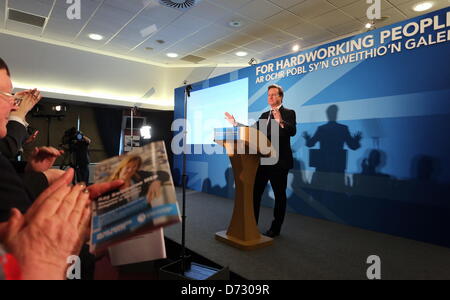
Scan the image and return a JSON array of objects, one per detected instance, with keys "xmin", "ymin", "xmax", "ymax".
[
  {"xmin": 130, "ymin": 107, "xmax": 134, "ymax": 152},
  {"xmin": 181, "ymin": 85, "xmax": 190, "ymax": 273}
]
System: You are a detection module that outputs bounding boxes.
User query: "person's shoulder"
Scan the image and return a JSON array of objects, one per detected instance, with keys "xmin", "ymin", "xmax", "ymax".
[
  {"xmin": 259, "ymin": 111, "xmax": 270, "ymax": 118},
  {"xmin": 281, "ymin": 106, "xmax": 295, "ymax": 114}
]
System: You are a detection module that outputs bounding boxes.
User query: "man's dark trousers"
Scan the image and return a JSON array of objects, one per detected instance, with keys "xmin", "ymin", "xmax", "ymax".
[{"xmin": 253, "ymin": 165, "xmax": 289, "ymax": 234}]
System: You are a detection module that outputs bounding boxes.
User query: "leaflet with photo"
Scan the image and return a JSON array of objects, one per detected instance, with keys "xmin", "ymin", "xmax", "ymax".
[{"xmin": 90, "ymin": 141, "xmax": 181, "ymax": 253}]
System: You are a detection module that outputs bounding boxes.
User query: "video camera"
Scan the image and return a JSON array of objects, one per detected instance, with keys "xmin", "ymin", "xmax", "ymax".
[{"xmin": 63, "ymin": 127, "xmax": 85, "ymax": 145}]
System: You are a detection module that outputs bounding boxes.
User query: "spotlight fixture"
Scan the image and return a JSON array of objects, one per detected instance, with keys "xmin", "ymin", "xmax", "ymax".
[
  {"xmin": 413, "ymin": 1, "xmax": 434, "ymax": 12},
  {"xmin": 140, "ymin": 125, "xmax": 152, "ymax": 140},
  {"xmin": 248, "ymin": 58, "xmax": 257, "ymax": 66},
  {"xmin": 236, "ymin": 51, "xmax": 248, "ymax": 57},
  {"xmin": 88, "ymin": 33, "xmax": 104, "ymax": 41},
  {"xmin": 52, "ymin": 104, "xmax": 68, "ymax": 113}
]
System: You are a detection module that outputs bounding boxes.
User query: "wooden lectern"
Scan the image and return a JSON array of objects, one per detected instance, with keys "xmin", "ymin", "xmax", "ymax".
[{"xmin": 214, "ymin": 126, "xmax": 276, "ymax": 250}]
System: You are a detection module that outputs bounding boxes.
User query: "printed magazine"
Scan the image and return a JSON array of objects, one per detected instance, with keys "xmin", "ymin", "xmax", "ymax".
[{"xmin": 90, "ymin": 141, "xmax": 181, "ymax": 252}]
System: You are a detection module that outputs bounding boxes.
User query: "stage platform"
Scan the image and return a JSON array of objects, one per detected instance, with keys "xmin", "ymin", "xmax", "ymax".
[{"xmin": 164, "ymin": 187, "xmax": 450, "ymax": 280}]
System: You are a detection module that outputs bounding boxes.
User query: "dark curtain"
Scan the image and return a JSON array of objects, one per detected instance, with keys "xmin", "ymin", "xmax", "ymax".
[{"xmin": 94, "ymin": 107, "xmax": 123, "ymax": 158}]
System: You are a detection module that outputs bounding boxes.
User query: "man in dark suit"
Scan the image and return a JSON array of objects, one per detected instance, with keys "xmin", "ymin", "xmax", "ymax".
[
  {"xmin": 225, "ymin": 84, "xmax": 297, "ymax": 237},
  {"xmin": 0, "ymin": 58, "xmax": 125, "ymax": 279}
]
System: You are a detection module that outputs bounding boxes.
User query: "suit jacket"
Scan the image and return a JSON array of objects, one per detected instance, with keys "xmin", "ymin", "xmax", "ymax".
[
  {"xmin": 0, "ymin": 121, "xmax": 28, "ymax": 160},
  {"xmin": 255, "ymin": 106, "xmax": 297, "ymax": 170},
  {"xmin": 0, "ymin": 153, "xmax": 34, "ymax": 222}
]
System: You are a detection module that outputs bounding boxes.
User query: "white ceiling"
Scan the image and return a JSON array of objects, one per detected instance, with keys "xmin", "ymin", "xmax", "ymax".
[{"xmin": 1, "ymin": 0, "xmax": 448, "ymax": 67}]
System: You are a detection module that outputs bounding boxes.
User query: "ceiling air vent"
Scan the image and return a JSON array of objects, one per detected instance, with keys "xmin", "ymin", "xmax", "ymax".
[
  {"xmin": 8, "ymin": 9, "xmax": 46, "ymax": 28},
  {"xmin": 181, "ymin": 55, "xmax": 205, "ymax": 64},
  {"xmin": 159, "ymin": 0, "xmax": 201, "ymax": 11}
]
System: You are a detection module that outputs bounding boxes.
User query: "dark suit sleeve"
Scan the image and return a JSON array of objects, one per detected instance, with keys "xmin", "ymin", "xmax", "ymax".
[
  {"xmin": 0, "ymin": 154, "xmax": 34, "ymax": 222},
  {"xmin": 306, "ymin": 127, "xmax": 321, "ymax": 148},
  {"xmin": 0, "ymin": 121, "xmax": 28, "ymax": 160},
  {"xmin": 280, "ymin": 109, "xmax": 297, "ymax": 137}
]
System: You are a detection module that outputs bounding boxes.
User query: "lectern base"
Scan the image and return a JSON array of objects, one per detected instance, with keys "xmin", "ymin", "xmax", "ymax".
[{"xmin": 215, "ymin": 231, "xmax": 273, "ymax": 251}]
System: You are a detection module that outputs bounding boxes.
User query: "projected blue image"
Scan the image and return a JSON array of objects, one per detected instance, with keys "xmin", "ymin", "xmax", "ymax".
[{"xmin": 187, "ymin": 78, "xmax": 249, "ymax": 145}]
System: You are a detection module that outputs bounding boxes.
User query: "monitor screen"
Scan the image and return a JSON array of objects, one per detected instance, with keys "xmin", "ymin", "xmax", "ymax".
[{"xmin": 187, "ymin": 78, "xmax": 248, "ymax": 145}]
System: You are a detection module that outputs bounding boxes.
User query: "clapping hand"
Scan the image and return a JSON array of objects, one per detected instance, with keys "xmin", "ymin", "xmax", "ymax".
[
  {"xmin": 26, "ymin": 147, "xmax": 64, "ymax": 173},
  {"xmin": 10, "ymin": 89, "xmax": 42, "ymax": 120}
]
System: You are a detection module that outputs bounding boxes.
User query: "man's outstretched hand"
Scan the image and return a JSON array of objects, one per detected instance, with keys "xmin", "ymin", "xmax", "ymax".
[{"xmin": 225, "ymin": 112, "xmax": 236, "ymax": 126}]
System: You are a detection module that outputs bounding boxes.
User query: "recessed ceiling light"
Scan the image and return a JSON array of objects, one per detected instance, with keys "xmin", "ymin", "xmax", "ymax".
[
  {"xmin": 167, "ymin": 53, "xmax": 179, "ymax": 58},
  {"xmin": 88, "ymin": 33, "xmax": 104, "ymax": 41},
  {"xmin": 292, "ymin": 44, "xmax": 300, "ymax": 52},
  {"xmin": 235, "ymin": 51, "xmax": 248, "ymax": 57},
  {"xmin": 413, "ymin": 1, "xmax": 434, "ymax": 12}
]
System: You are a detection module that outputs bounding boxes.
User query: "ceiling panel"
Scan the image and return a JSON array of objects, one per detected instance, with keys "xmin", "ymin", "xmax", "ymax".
[
  {"xmin": 340, "ymin": 0, "xmax": 393, "ymax": 20},
  {"xmin": 74, "ymin": 0, "xmax": 147, "ymax": 46},
  {"xmin": 310, "ymin": 9, "xmax": 356, "ymax": 29},
  {"xmin": 220, "ymin": 31, "xmax": 257, "ymax": 46},
  {"xmin": 388, "ymin": 0, "xmax": 418, "ymax": 5},
  {"xmin": 192, "ymin": 47, "xmax": 223, "ymax": 58},
  {"xmin": 207, "ymin": 0, "xmax": 253, "ymax": 11},
  {"xmin": 6, "ymin": 19, "xmax": 44, "ymax": 35},
  {"xmin": 8, "ymin": 0, "xmax": 54, "ymax": 17},
  {"xmin": 184, "ymin": 24, "xmax": 233, "ymax": 47},
  {"xmin": 224, "ymin": 45, "xmax": 252, "ymax": 56},
  {"xmin": 356, "ymin": 6, "xmax": 406, "ymax": 30},
  {"xmin": 328, "ymin": 19, "xmax": 363, "ymax": 36},
  {"xmin": 0, "ymin": 0, "xmax": 6, "ymax": 27},
  {"xmin": 267, "ymin": 0, "xmax": 307, "ymax": 9},
  {"xmin": 260, "ymin": 29, "xmax": 298, "ymax": 45},
  {"xmin": 396, "ymin": 0, "xmax": 450, "ymax": 18},
  {"xmin": 183, "ymin": 0, "xmax": 234, "ymax": 22},
  {"xmin": 239, "ymin": 22, "xmax": 279, "ymax": 39},
  {"xmin": 43, "ymin": 0, "xmax": 103, "ymax": 42},
  {"xmin": 303, "ymin": 29, "xmax": 337, "ymax": 45},
  {"xmin": 216, "ymin": 13, "xmax": 253, "ymax": 32},
  {"xmin": 264, "ymin": 10, "xmax": 303, "ymax": 30},
  {"xmin": 207, "ymin": 40, "xmax": 239, "ymax": 53},
  {"xmin": 285, "ymin": 20, "xmax": 327, "ymax": 38},
  {"xmin": 288, "ymin": 0, "xmax": 335, "ymax": 19},
  {"xmin": 103, "ymin": 3, "xmax": 182, "ymax": 48},
  {"xmin": 163, "ymin": 41, "xmax": 203, "ymax": 56},
  {"xmin": 326, "ymin": 0, "xmax": 359, "ymax": 8},
  {"xmin": 243, "ymin": 39, "xmax": 277, "ymax": 52},
  {"xmin": 238, "ymin": 0, "xmax": 284, "ymax": 21}
]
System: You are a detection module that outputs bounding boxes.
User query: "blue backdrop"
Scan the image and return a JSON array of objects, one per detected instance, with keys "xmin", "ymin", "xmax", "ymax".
[{"xmin": 173, "ymin": 7, "xmax": 450, "ymax": 248}]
